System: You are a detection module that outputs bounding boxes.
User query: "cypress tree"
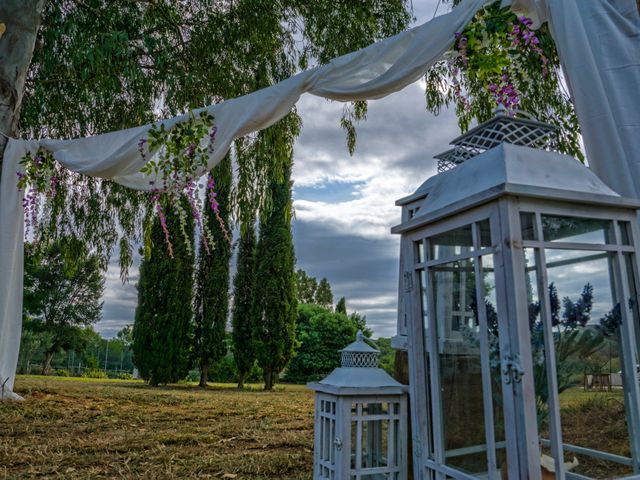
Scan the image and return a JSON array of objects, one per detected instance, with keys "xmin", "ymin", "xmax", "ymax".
[
  {"xmin": 231, "ymin": 216, "xmax": 258, "ymax": 389},
  {"xmin": 132, "ymin": 196, "xmax": 194, "ymax": 386},
  {"xmin": 315, "ymin": 278, "xmax": 334, "ymax": 310},
  {"xmin": 254, "ymin": 126, "xmax": 298, "ymax": 390},
  {"xmin": 336, "ymin": 296, "xmax": 347, "ymax": 315},
  {"xmin": 193, "ymin": 158, "xmax": 233, "ymax": 387}
]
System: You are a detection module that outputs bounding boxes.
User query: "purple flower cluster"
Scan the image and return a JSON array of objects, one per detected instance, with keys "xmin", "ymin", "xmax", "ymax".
[
  {"xmin": 488, "ymin": 74, "xmax": 520, "ymax": 111},
  {"xmin": 138, "ymin": 138, "xmax": 147, "ymax": 162},
  {"xmin": 454, "ymin": 32, "xmax": 469, "ymax": 68},
  {"xmin": 22, "ymin": 188, "xmax": 40, "ymax": 239},
  {"xmin": 208, "ymin": 126, "xmax": 218, "ymax": 154},
  {"xmin": 207, "ymin": 175, "xmax": 220, "ymax": 213},
  {"xmin": 151, "ymin": 190, "xmax": 174, "ymax": 258},
  {"xmin": 185, "ymin": 178, "xmax": 210, "ymax": 254},
  {"xmin": 207, "ymin": 174, "xmax": 231, "ymax": 245},
  {"xmin": 510, "ymin": 16, "xmax": 549, "ymax": 76}
]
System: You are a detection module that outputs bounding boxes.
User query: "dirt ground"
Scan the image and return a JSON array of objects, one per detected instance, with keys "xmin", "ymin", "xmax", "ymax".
[{"xmin": 0, "ymin": 376, "xmax": 315, "ymax": 479}]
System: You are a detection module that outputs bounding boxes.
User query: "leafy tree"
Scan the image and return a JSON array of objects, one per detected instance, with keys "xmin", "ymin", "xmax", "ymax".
[
  {"xmin": 193, "ymin": 158, "xmax": 233, "ymax": 387},
  {"xmin": 285, "ymin": 304, "xmax": 366, "ymax": 383},
  {"xmin": 315, "ymin": 278, "xmax": 334, "ymax": 310},
  {"xmin": 336, "ymin": 296, "xmax": 347, "ymax": 315},
  {"xmin": 349, "ymin": 311, "xmax": 373, "ymax": 338},
  {"xmin": 231, "ymin": 216, "xmax": 259, "ymax": 389},
  {"xmin": 23, "ymin": 239, "xmax": 105, "ymax": 374},
  {"xmin": 253, "ymin": 120, "xmax": 298, "ymax": 390},
  {"xmin": 17, "ymin": 323, "xmax": 53, "ymax": 374},
  {"xmin": 295, "ymin": 269, "xmax": 318, "ymax": 304},
  {"xmin": 375, "ymin": 337, "xmax": 396, "ymax": 376},
  {"xmin": 116, "ymin": 325, "xmax": 133, "ymax": 350},
  {"xmin": 132, "ymin": 196, "xmax": 194, "ymax": 386}
]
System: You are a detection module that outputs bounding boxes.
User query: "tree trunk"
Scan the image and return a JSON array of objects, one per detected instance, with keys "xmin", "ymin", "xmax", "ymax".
[
  {"xmin": 237, "ymin": 371, "xmax": 245, "ymax": 390},
  {"xmin": 0, "ymin": 0, "xmax": 47, "ymax": 182},
  {"xmin": 198, "ymin": 362, "xmax": 208, "ymax": 388},
  {"xmin": 149, "ymin": 374, "xmax": 158, "ymax": 387},
  {"xmin": 264, "ymin": 368, "xmax": 273, "ymax": 391},
  {"xmin": 41, "ymin": 350, "xmax": 52, "ymax": 375}
]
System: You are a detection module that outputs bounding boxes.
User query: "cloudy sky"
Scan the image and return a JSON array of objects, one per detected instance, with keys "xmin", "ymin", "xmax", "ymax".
[{"xmin": 98, "ymin": 1, "xmax": 462, "ymax": 339}]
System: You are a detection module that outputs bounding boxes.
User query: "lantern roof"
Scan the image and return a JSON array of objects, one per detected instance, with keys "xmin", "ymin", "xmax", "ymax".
[
  {"xmin": 392, "ymin": 143, "xmax": 640, "ymax": 234},
  {"xmin": 435, "ymin": 106, "xmax": 558, "ymax": 173},
  {"xmin": 308, "ymin": 331, "xmax": 406, "ymax": 395},
  {"xmin": 341, "ymin": 330, "xmax": 379, "ymax": 354}
]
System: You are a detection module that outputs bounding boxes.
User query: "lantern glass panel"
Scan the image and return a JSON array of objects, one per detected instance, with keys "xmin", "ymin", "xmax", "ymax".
[
  {"xmin": 350, "ymin": 401, "xmax": 401, "ymax": 475},
  {"xmin": 478, "ymin": 219, "xmax": 492, "ymax": 248},
  {"xmin": 524, "ymin": 246, "xmax": 635, "ymax": 478},
  {"xmin": 419, "ymin": 270, "xmax": 428, "ymax": 332},
  {"xmin": 620, "ymin": 221, "xmax": 633, "ymax": 246},
  {"xmin": 541, "ymin": 214, "xmax": 613, "ymax": 244},
  {"xmin": 480, "ymin": 255, "xmax": 506, "ymax": 469},
  {"xmin": 520, "ymin": 212, "xmax": 537, "ymax": 241},
  {"xmin": 430, "ymin": 224, "xmax": 474, "ymax": 260},
  {"xmin": 432, "ymin": 257, "xmax": 492, "ymax": 474},
  {"xmin": 415, "ymin": 241, "xmax": 425, "ymax": 263}
]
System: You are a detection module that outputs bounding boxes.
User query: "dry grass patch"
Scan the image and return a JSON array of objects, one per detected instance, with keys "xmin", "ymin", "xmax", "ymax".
[{"xmin": 0, "ymin": 376, "xmax": 314, "ymax": 479}]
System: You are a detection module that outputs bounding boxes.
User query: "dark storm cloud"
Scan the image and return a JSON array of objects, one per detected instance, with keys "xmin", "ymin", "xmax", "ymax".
[{"xmin": 293, "ymin": 219, "xmax": 400, "ymax": 336}]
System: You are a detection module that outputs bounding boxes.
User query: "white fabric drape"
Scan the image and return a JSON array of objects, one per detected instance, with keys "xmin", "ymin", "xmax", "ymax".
[
  {"xmin": 506, "ymin": 0, "xmax": 640, "ymax": 198},
  {"xmin": 0, "ymin": 0, "xmax": 487, "ymax": 398}
]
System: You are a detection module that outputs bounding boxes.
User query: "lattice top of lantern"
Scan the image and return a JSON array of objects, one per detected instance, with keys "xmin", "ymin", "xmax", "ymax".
[
  {"xmin": 341, "ymin": 330, "xmax": 380, "ymax": 368},
  {"xmin": 435, "ymin": 106, "xmax": 558, "ymax": 173}
]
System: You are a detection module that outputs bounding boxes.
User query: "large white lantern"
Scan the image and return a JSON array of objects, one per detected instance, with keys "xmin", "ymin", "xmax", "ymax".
[
  {"xmin": 308, "ymin": 331, "xmax": 408, "ymax": 480},
  {"xmin": 392, "ymin": 110, "xmax": 640, "ymax": 479}
]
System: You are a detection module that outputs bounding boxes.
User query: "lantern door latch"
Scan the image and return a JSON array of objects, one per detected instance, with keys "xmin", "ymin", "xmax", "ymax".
[
  {"xmin": 502, "ymin": 354, "xmax": 524, "ymax": 384},
  {"xmin": 334, "ymin": 437, "xmax": 343, "ymax": 451}
]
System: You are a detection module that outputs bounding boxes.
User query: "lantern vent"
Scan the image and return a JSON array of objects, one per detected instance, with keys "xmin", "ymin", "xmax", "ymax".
[
  {"xmin": 340, "ymin": 330, "xmax": 380, "ymax": 368},
  {"xmin": 435, "ymin": 106, "xmax": 558, "ymax": 173}
]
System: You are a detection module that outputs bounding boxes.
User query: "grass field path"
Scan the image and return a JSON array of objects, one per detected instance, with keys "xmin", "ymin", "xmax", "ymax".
[{"xmin": 1, "ymin": 376, "xmax": 314, "ymax": 479}]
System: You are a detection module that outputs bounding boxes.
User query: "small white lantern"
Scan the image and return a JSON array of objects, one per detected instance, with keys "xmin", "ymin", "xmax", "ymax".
[{"xmin": 308, "ymin": 331, "xmax": 408, "ymax": 480}]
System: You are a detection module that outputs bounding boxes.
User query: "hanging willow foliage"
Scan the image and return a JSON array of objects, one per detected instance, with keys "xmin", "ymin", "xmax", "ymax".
[{"xmin": 16, "ymin": 0, "xmax": 412, "ymax": 277}]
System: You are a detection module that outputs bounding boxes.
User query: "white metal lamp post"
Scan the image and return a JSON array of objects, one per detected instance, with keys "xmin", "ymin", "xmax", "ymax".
[
  {"xmin": 392, "ymin": 109, "xmax": 640, "ymax": 479},
  {"xmin": 308, "ymin": 331, "xmax": 408, "ymax": 480}
]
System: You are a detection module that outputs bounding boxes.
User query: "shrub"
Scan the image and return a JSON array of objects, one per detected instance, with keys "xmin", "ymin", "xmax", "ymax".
[
  {"xmin": 82, "ymin": 369, "xmax": 108, "ymax": 379},
  {"xmin": 185, "ymin": 369, "xmax": 200, "ymax": 383},
  {"xmin": 117, "ymin": 372, "xmax": 134, "ymax": 380},
  {"xmin": 55, "ymin": 369, "xmax": 70, "ymax": 377}
]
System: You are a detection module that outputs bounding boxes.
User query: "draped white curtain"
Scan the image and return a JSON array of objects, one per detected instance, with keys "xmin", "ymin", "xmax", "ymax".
[
  {"xmin": 506, "ymin": 0, "xmax": 640, "ymax": 198},
  {"xmin": 0, "ymin": 0, "xmax": 487, "ymax": 398}
]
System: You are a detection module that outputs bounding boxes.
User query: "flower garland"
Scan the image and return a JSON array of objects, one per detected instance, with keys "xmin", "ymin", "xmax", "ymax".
[
  {"xmin": 138, "ymin": 112, "xmax": 230, "ymax": 257},
  {"xmin": 17, "ymin": 112, "xmax": 231, "ymax": 257},
  {"xmin": 448, "ymin": 13, "xmax": 550, "ymax": 113},
  {"xmin": 17, "ymin": 149, "xmax": 59, "ymax": 239}
]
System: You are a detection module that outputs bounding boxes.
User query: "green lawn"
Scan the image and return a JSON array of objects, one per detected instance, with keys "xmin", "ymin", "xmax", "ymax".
[{"xmin": 1, "ymin": 376, "xmax": 315, "ymax": 479}]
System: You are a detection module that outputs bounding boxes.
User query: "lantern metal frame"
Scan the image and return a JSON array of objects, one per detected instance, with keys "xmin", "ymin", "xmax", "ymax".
[{"xmin": 393, "ymin": 144, "xmax": 640, "ymax": 480}]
